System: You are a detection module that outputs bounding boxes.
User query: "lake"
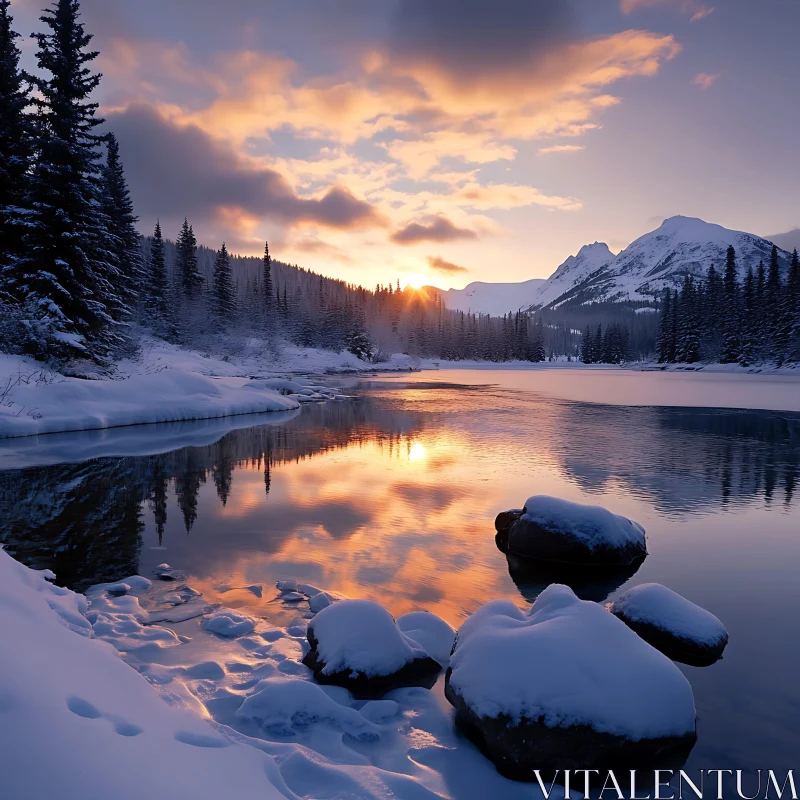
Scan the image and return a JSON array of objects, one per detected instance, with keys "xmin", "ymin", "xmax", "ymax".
[{"xmin": 1, "ymin": 367, "xmax": 799, "ymax": 784}]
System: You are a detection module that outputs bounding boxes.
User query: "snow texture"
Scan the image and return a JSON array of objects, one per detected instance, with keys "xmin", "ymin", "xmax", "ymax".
[
  {"xmin": 396, "ymin": 611, "xmax": 456, "ymax": 666},
  {"xmin": 308, "ymin": 599, "xmax": 431, "ymax": 678},
  {"xmin": 237, "ymin": 677, "xmax": 381, "ymax": 740},
  {"xmin": 448, "ymin": 584, "xmax": 696, "ymax": 739},
  {"xmin": 0, "ymin": 548, "xmax": 288, "ymax": 800},
  {"xmin": 204, "ymin": 609, "xmax": 258, "ymax": 637},
  {"xmin": 609, "ymin": 583, "xmax": 728, "ymax": 647},
  {"xmin": 0, "ymin": 549, "xmax": 568, "ymax": 800},
  {"xmin": 521, "ymin": 495, "xmax": 646, "ymax": 551},
  {"xmin": 0, "ymin": 368, "xmax": 299, "ymax": 439}
]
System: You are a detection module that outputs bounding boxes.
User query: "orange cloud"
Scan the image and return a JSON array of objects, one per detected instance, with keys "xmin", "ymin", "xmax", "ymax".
[
  {"xmin": 693, "ymin": 71, "xmax": 720, "ymax": 89},
  {"xmin": 427, "ymin": 256, "xmax": 468, "ymax": 275},
  {"xmin": 539, "ymin": 144, "xmax": 587, "ymax": 154}
]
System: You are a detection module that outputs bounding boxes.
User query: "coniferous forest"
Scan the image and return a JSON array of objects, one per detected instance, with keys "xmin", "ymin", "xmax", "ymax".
[
  {"xmin": 1, "ymin": 0, "xmax": 798, "ymax": 369},
  {"xmin": 655, "ymin": 245, "xmax": 800, "ymax": 366}
]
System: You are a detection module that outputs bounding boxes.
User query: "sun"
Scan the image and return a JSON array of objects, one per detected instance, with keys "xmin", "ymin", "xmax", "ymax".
[{"xmin": 403, "ymin": 274, "xmax": 428, "ymax": 290}]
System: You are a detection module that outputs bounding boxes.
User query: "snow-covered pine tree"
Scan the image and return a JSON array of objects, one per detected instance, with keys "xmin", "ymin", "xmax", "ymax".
[
  {"xmin": 765, "ymin": 244, "xmax": 786, "ymax": 363},
  {"xmin": 656, "ymin": 288, "xmax": 672, "ymax": 362},
  {"xmin": 720, "ymin": 246, "xmax": 741, "ymax": 363},
  {"xmin": 0, "ymin": 0, "xmax": 34, "ymax": 300},
  {"xmin": 18, "ymin": 0, "xmax": 122, "ymax": 361},
  {"xmin": 146, "ymin": 221, "xmax": 169, "ymax": 326},
  {"xmin": 101, "ymin": 132, "xmax": 142, "ymax": 326},
  {"xmin": 739, "ymin": 265, "xmax": 757, "ymax": 366},
  {"xmin": 212, "ymin": 242, "xmax": 235, "ymax": 326},
  {"xmin": 175, "ymin": 218, "xmax": 201, "ymax": 297},
  {"xmin": 262, "ymin": 239, "xmax": 273, "ymax": 314}
]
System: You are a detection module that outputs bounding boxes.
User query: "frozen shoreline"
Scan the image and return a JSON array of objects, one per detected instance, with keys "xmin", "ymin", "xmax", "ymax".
[{"xmin": 0, "ymin": 548, "xmax": 558, "ymax": 800}]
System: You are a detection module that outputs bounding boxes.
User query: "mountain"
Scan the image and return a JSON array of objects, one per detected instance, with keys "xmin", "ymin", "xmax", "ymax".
[
  {"xmin": 436, "ymin": 216, "xmax": 791, "ymax": 316},
  {"xmin": 528, "ymin": 242, "xmax": 615, "ymax": 309},
  {"xmin": 766, "ymin": 228, "xmax": 800, "ymax": 254},
  {"xmin": 434, "ymin": 277, "xmax": 546, "ymax": 316},
  {"xmin": 532, "ymin": 216, "xmax": 792, "ymax": 310}
]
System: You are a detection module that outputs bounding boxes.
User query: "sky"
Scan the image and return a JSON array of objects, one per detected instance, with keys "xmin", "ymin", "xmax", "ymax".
[{"xmin": 12, "ymin": 0, "xmax": 800, "ymax": 289}]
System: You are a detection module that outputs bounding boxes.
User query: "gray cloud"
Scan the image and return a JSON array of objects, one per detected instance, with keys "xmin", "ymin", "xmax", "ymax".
[
  {"xmin": 427, "ymin": 256, "xmax": 469, "ymax": 275},
  {"xmin": 388, "ymin": 0, "xmax": 574, "ymax": 79},
  {"xmin": 391, "ymin": 215, "xmax": 477, "ymax": 245},
  {"xmin": 105, "ymin": 103, "xmax": 383, "ymax": 235}
]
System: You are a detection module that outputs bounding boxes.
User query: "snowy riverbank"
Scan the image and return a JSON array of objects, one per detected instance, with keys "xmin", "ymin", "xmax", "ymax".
[
  {"xmin": 0, "ymin": 338, "xmax": 416, "ymax": 440},
  {"xmin": 0, "ymin": 547, "xmax": 560, "ymax": 800}
]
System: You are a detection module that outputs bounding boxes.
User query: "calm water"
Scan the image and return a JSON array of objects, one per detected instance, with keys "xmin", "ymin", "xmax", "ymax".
[{"xmin": 1, "ymin": 369, "xmax": 799, "ymax": 779}]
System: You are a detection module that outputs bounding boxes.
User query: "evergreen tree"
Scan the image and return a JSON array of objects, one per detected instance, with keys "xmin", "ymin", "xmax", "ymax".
[
  {"xmin": 101, "ymin": 132, "xmax": 141, "ymax": 324},
  {"xmin": 720, "ymin": 246, "xmax": 740, "ymax": 363},
  {"xmin": 789, "ymin": 249, "xmax": 800, "ymax": 360},
  {"xmin": 765, "ymin": 244, "xmax": 785, "ymax": 362},
  {"xmin": 146, "ymin": 221, "xmax": 168, "ymax": 324},
  {"xmin": 739, "ymin": 266, "xmax": 757, "ymax": 366},
  {"xmin": 17, "ymin": 0, "xmax": 121, "ymax": 360},
  {"xmin": 262, "ymin": 239, "xmax": 273, "ymax": 311},
  {"xmin": 530, "ymin": 317, "xmax": 546, "ymax": 362},
  {"xmin": 211, "ymin": 242, "xmax": 235, "ymax": 325},
  {"xmin": 657, "ymin": 289, "xmax": 672, "ymax": 362},
  {"xmin": 175, "ymin": 218, "xmax": 201, "ymax": 297},
  {"xmin": 675, "ymin": 275, "xmax": 701, "ymax": 363},
  {"xmin": 0, "ymin": 0, "xmax": 34, "ymax": 298}
]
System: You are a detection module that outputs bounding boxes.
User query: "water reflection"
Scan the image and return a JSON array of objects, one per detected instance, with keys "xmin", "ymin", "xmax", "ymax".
[{"xmin": 1, "ymin": 383, "xmax": 798, "ymax": 604}]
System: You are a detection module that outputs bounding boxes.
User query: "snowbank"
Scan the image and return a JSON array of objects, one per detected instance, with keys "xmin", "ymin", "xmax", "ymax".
[
  {"xmin": 610, "ymin": 583, "xmax": 729, "ymax": 665},
  {"xmin": 0, "ymin": 549, "xmax": 566, "ymax": 800},
  {"xmin": 0, "ymin": 548, "xmax": 289, "ymax": 800},
  {"xmin": 0, "ymin": 368, "xmax": 299, "ymax": 439},
  {"xmin": 447, "ymin": 584, "xmax": 695, "ymax": 739}
]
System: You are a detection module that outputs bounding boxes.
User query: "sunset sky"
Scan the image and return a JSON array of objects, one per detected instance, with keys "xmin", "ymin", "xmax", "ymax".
[{"xmin": 14, "ymin": 0, "xmax": 800, "ymax": 289}]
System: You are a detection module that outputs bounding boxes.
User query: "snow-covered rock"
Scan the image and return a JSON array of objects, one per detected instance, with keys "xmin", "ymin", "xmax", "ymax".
[
  {"xmin": 445, "ymin": 584, "xmax": 697, "ymax": 779},
  {"xmin": 610, "ymin": 583, "xmax": 729, "ymax": 666},
  {"xmin": 495, "ymin": 496, "xmax": 647, "ymax": 566},
  {"xmin": 303, "ymin": 599, "xmax": 442, "ymax": 697},
  {"xmin": 396, "ymin": 611, "xmax": 456, "ymax": 666}
]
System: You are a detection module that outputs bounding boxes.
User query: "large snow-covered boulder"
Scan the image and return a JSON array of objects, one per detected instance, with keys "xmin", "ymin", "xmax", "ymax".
[
  {"xmin": 495, "ymin": 496, "xmax": 647, "ymax": 567},
  {"xmin": 302, "ymin": 599, "xmax": 442, "ymax": 697},
  {"xmin": 610, "ymin": 584, "xmax": 729, "ymax": 666},
  {"xmin": 445, "ymin": 585, "xmax": 696, "ymax": 779}
]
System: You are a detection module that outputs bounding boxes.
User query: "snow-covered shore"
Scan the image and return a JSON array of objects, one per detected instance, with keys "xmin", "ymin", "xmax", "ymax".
[
  {"xmin": 0, "ymin": 338, "xmax": 416, "ymax": 440},
  {"xmin": 0, "ymin": 548, "xmax": 558, "ymax": 800}
]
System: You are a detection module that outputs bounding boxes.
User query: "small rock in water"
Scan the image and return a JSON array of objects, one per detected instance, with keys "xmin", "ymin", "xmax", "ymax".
[
  {"xmin": 445, "ymin": 584, "xmax": 696, "ymax": 780},
  {"xmin": 609, "ymin": 583, "xmax": 728, "ymax": 666},
  {"xmin": 302, "ymin": 599, "xmax": 442, "ymax": 698},
  {"xmin": 281, "ymin": 591, "xmax": 304, "ymax": 603},
  {"xmin": 495, "ymin": 496, "xmax": 647, "ymax": 567}
]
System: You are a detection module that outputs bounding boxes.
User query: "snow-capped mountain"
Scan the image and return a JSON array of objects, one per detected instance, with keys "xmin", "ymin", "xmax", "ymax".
[
  {"xmin": 528, "ymin": 242, "xmax": 615, "ymax": 309},
  {"xmin": 436, "ymin": 216, "xmax": 790, "ymax": 316},
  {"xmin": 538, "ymin": 216, "xmax": 791, "ymax": 308},
  {"xmin": 435, "ymin": 277, "xmax": 545, "ymax": 316}
]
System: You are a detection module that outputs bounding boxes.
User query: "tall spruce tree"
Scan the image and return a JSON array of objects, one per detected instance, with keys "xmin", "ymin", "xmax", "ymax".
[
  {"xmin": 657, "ymin": 288, "xmax": 672, "ymax": 362},
  {"xmin": 146, "ymin": 221, "xmax": 168, "ymax": 324},
  {"xmin": 212, "ymin": 242, "xmax": 235, "ymax": 325},
  {"xmin": 175, "ymin": 218, "xmax": 201, "ymax": 297},
  {"xmin": 739, "ymin": 265, "xmax": 757, "ymax": 366},
  {"xmin": 17, "ymin": 0, "xmax": 122, "ymax": 359},
  {"xmin": 0, "ymin": 0, "xmax": 34, "ymax": 299},
  {"xmin": 262, "ymin": 239, "xmax": 273, "ymax": 312},
  {"xmin": 101, "ymin": 132, "xmax": 141, "ymax": 324},
  {"xmin": 765, "ymin": 244, "xmax": 785, "ymax": 362},
  {"xmin": 789, "ymin": 249, "xmax": 800, "ymax": 360},
  {"xmin": 720, "ymin": 245, "xmax": 740, "ymax": 363}
]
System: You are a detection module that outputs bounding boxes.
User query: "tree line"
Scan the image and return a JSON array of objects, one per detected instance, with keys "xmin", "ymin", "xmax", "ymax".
[{"xmin": 657, "ymin": 245, "xmax": 800, "ymax": 366}]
